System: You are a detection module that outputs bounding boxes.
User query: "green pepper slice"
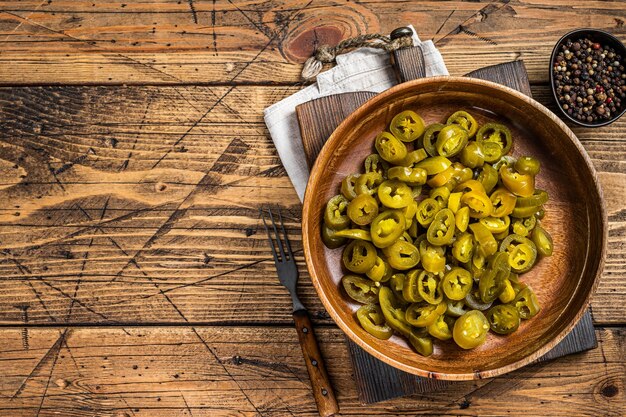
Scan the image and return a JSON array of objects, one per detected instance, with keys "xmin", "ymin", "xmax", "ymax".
[
  {"xmin": 416, "ymin": 198, "xmax": 440, "ymax": 227},
  {"xmin": 453, "ymin": 310, "xmax": 489, "ymax": 349},
  {"xmin": 462, "ymin": 191, "xmax": 494, "ymax": 219},
  {"xmin": 446, "ymin": 300, "xmax": 469, "ymax": 317},
  {"xmin": 427, "ymin": 165, "xmax": 457, "ymax": 189},
  {"xmin": 355, "ymin": 172, "xmax": 383, "ymax": 196},
  {"xmin": 382, "ymin": 240, "xmax": 420, "ymax": 270},
  {"xmin": 455, "ymin": 206, "xmax": 470, "ymax": 232},
  {"xmin": 390, "ymin": 110, "xmax": 425, "ymax": 142},
  {"xmin": 513, "ymin": 286, "xmax": 541, "ymax": 319},
  {"xmin": 347, "ymin": 193, "xmax": 379, "ymax": 226},
  {"xmin": 422, "ymin": 123, "xmax": 445, "ymax": 156},
  {"xmin": 532, "ymin": 225, "xmax": 554, "ymax": 256},
  {"xmin": 366, "ymin": 256, "xmax": 393, "ymax": 282},
  {"xmin": 341, "ymin": 173, "xmax": 360, "ymax": 200},
  {"xmin": 334, "ymin": 228, "xmax": 372, "ymax": 241},
  {"xmin": 418, "ymin": 239, "xmax": 446, "ymax": 274},
  {"xmin": 409, "ymin": 329, "xmax": 434, "ymax": 356},
  {"xmin": 379, "ymin": 287, "xmax": 412, "ymax": 336},
  {"xmin": 447, "ymin": 110, "xmax": 478, "ymax": 137},
  {"xmin": 436, "ymin": 124, "xmax": 469, "ymax": 157},
  {"xmin": 357, "ymin": 304, "xmax": 393, "ymax": 340},
  {"xmin": 442, "ymin": 267, "xmax": 473, "ymax": 301},
  {"xmin": 375, "ymin": 131, "xmax": 408, "ymax": 164},
  {"xmin": 479, "ymin": 215, "xmax": 511, "ymax": 234},
  {"xmin": 324, "ymin": 195, "xmax": 350, "ymax": 230},
  {"xmin": 500, "ymin": 165, "xmax": 535, "ymax": 197},
  {"xmin": 405, "ymin": 301, "xmax": 446, "ymax": 327},
  {"xmin": 370, "ymin": 209, "xmax": 406, "ymax": 248},
  {"xmin": 402, "ymin": 269, "xmax": 425, "ymax": 302},
  {"xmin": 400, "ymin": 149, "xmax": 428, "ymax": 167},
  {"xmin": 511, "ymin": 204, "xmax": 541, "ymax": 218},
  {"xmin": 452, "ymin": 232, "xmax": 474, "ymax": 263},
  {"xmin": 479, "ymin": 252, "xmax": 510, "ymax": 303},
  {"xmin": 415, "ymin": 156, "xmax": 452, "ymax": 176},
  {"xmin": 460, "ymin": 141, "xmax": 485, "ymax": 168},
  {"xmin": 342, "ymin": 240, "xmax": 377, "ymax": 274},
  {"xmin": 417, "ymin": 270, "xmax": 444, "ymax": 305},
  {"xmin": 500, "ymin": 234, "xmax": 538, "ymax": 273},
  {"xmin": 341, "ymin": 275, "xmax": 379, "ymax": 304},
  {"xmin": 515, "ymin": 189, "xmax": 548, "ymax": 208},
  {"xmin": 486, "ymin": 304, "xmax": 520, "ymax": 334},
  {"xmin": 364, "ymin": 154, "xmax": 389, "ymax": 178},
  {"xmin": 477, "ymin": 122, "xmax": 512, "ymax": 154},
  {"xmin": 469, "ymin": 222, "xmax": 498, "ymax": 257},
  {"xmin": 514, "ymin": 156, "xmax": 541, "ymax": 176},
  {"xmin": 511, "ymin": 215, "xmax": 536, "ymax": 237},
  {"xmin": 389, "ymin": 273, "xmax": 406, "ymax": 301},
  {"xmin": 430, "ymin": 186, "xmax": 451, "ymax": 208},
  {"xmin": 490, "ymin": 187, "xmax": 517, "ymax": 217},
  {"xmin": 378, "ymin": 179, "xmax": 413, "ymax": 209},
  {"xmin": 428, "ymin": 314, "xmax": 454, "ymax": 341},
  {"xmin": 322, "ymin": 223, "xmax": 347, "ymax": 249},
  {"xmin": 388, "ymin": 166, "xmax": 427, "ymax": 186},
  {"xmin": 477, "ymin": 163, "xmax": 499, "ymax": 194},
  {"xmin": 481, "ymin": 141, "xmax": 503, "ymax": 164},
  {"xmin": 426, "ymin": 208, "xmax": 456, "ymax": 245},
  {"xmin": 464, "ymin": 289, "xmax": 493, "ymax": 311},
  {"xmin": 498, "ymin": 278, "xmax": 516, "ymax": 303}
]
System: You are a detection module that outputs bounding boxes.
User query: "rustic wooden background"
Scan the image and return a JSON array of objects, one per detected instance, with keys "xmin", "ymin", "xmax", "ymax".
[{"xmin": 0, "ymin": 1, "xmax": 624, "ymax": 416}]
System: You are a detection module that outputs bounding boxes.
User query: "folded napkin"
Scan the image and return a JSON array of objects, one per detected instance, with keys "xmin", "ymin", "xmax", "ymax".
[{"xmin": 263, "ymin": 26, "xmax": 448, "ymax": 202}]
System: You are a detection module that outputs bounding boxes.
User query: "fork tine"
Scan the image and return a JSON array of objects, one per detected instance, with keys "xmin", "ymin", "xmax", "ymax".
[
  {"xmin": 268, "ymin": 207, "xmax": 286, "ymax": 261},
  {"xmin": 260, "ymin": 208, "xmax": 279, "ymax": 262},
  {"xmin": 277, "ymin": 207, "xmax": 293, "ymax": 260}
]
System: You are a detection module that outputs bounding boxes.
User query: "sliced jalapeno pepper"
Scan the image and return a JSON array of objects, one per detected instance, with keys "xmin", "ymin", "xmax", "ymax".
[
  {"xmin": 500, "ymin": 165, "xmax": 535, "ymax": 197},
  {"xmin": 405, "ymin": 300, "xmax": 446, "ymax": 327},
  {"xmin": 375, "ymin": 131, "xmax": 408, "ymax": 164},
  {"xmin": 342, "ymin": 240, "xmax": 377, "ymax": 274},
  {"xmin": 446, "ymin": 300, "xmax": 469, "ymax": 317},
  {"xmin": 355, "ymin": 171, "xmax": 383, "ymax": 196},
  {"xmin": 382, "ymin": 240, "xmax": 420, "ymax": 270},
  {"xmin": 427, "ymin": 165, "xmax": 457, "ymax": 188},
  {"xmin": 479, "ymin": 215, "xmax": 511, "ymax": 234},
  {"xmin": 370, "ymin": 210, "xmax": 406, "ymax": 248},
  {"xmin": 379, "ymin": 287, "xmax": 412, "ymax": 336},
  {"xmin": 342, "ymin": 274, "xmax": 379, "ymax": 304},
  {"xmin": 515, "ymin": 189, "xmax": 548, "ymax": 208},
  {"xmin": 460, "ymin": 141, "xmax": 485, "ymax": 168},
  {"xmin": 453, "ymin": 310, "xmax": 489, "ymax": 349},
  {"xmin": 498, "ymin": 278, "xmax": 516, "ymax": 303},
  {"xmin": 422, "ymin": 123, "xmax": 445, "ymax": 156},
  {"xmin": 500, "ymin": 234, "xmax": 538, "ymax": 273},
  {"xmin": 378, "ymin": 179, "xmax": 413, "ymax": 209},
  {"xmin": 490, "ymin": 187, "xmax": 517, "ymax": 217},
  {"xmin": 390, "ymin": 110, "xmax": 425, "ymax": 142},
  {"xmin": 464, "ymin": 289, "xmax": 493, "ymax": 311},
  {"xmin": 341, "ymin": 173, "xmax": 360, "ymax": 201},
  {"xmin": 514, "ymin": 156, "xmax": 541, "ymax": 176},
  {"xmin": 357, "ymin": 304, "xmax": 393, "ymax": 339},
  {"xmin": 436, "ymin": 124, "xmax": 469, "ymax": 157},
  {"xmin": 428, "ymin": 314, "xmax": 454, "ymax": 341},
  {"xmin": 324, "ymin": 195, "xmax": 350, "ymax": 230},
  {"xmin": 455, "ymin": 206, "xmax": 470, "ymax": 232},
  {"xmin": 477, "ymin": 122, "xmax": 512, "ymax": 154},
  {"xmin": 409, "ymin": 329, "xmax": 434, "ymax": 356},
  {"xmin": 418, "ymin": 239, "xmax": 446, "ymax": 274},
  {"xmin": 447, "ymin": 110, "xmax": 478, "ymax": 137},
  {"xmin": 452, "ymin": 232, "xmax": 474, "ymax": 263},
  {"xmin": 402, "ymin": 269, "xmax": 425, "ymax": 302},
  {"xmin": 364, "ymin": 154, "xmax": 389, "ymax": 178},
  {"xmin": 532, "ymin": 225, "xmax": 553, "ymax": 256},
  {"xmin": 417, "ymin": 270, "xmax": 444, "ymax": 305},
  {"xmin": 511, "ymin": 215, "xmax": 536, "ymax": 237},
  {"xmin": 430, "ymin": 186, "xmax": 451, "ymax": 208},
  {"xmin": 442, "ymin": 267, "xmax": 473, "ymax": 301},
  {"xmin": 415, "ymin": 156, "xmax": 452, "ymax": 176},
  {"xmin": 401, "ymin": 148, "xmax": 429, "ymax": 167},
  {"xmin": 487, "ymin": 304, "xmax": 520, "ymax": 334},
  {"xmin": 366, "ymin": 256, "xmax": 393, "ymax": 282},
  {"xmin": 477, "ymin": 163, "xmax": 499, "ymax": 194},
  {"xmin": 347, "ymin": 193, "xmax": 379, "ymax": 226},
  {"xmin": 469, "ymin": 222, "xmax": 498, "ymax": 257},
  {"xmin": 390, "ymin": 273, "xmax": 406, "ymax": 301},
  {"xmin": 416, "ymin": 198, "xmax": 440, "ymax": 227},
  {"xmin": 462, "ymin": 191, "xmax": 494, "ymax": 219},
  {"xmin": 513, "ymin": 286, "xmax": 541, "ymax": 319},
  {"xmin": 511, "ymin": 204, "xmax": 541, "ymax": 218},
  {"xmin": 334, "ymin": 229, "xmax": 372, "ymax": 241},
  {"xmin": 448, "ymin": 192, "xmax": 463, "ymax": 213},
  {"xmin": 479, "ymin": 252, "xmax": 510, "ymax": 303},
  {"xmin": 427, "ymin": 208, "xmax": 456, "ymax": 245},
  {"xmin": 388, "ymin": 166, "xmax": 427, "ymax": 186},
  {"xmin": 322, "ymin": 223, "xmax": 347, "ymax": 249}
]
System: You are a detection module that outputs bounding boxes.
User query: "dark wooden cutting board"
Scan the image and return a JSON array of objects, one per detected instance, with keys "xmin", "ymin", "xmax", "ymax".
[{"xmin": 295, "ymin": 57, "xmax": 597, "ymax": 405}]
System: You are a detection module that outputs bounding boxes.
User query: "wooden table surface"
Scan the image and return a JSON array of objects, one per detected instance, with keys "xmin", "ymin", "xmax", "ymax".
[{"xmin": 0, "ymin": 1, "xmax": 624, "ymax": 416}]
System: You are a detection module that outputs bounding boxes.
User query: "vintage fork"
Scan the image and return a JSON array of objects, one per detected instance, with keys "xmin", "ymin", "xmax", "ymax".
[{"xmin": 261, "ymin": 207, "xmax": 339, "ymax": 417}]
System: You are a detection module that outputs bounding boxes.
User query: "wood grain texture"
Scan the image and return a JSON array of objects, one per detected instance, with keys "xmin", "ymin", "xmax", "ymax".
[
  {"xmin": 0, "ymin": 326, "xmax": 623, "ymax": 417},
  {"xmin": 0, "ymin": 1, "xmax": 624, "ymax": 84},
  {"xmin": 0, "ymin": 84, "xmax": 624, "ymax": 327}
]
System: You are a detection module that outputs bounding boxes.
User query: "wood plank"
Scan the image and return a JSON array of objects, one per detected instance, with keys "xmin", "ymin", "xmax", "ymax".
[
  {"xmin": 0, "ymin": 326, "xmax": 623, "ymax": 416},
  {"xmin": 0, "ymin": 1, "xmax": 624, "ymax": 84},
  {"xmin": 0, "ymin": 85, "xmax": 624, "ymax": 326}
]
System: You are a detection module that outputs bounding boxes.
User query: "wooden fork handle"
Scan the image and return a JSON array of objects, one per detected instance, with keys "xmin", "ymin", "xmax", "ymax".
[{"xmin": 293, "ymin": 309, "xmax": 339, "ymax": 416}]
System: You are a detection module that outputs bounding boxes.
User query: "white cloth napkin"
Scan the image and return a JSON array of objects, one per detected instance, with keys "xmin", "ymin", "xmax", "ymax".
[{"xmin": 263, "ymin": 27, "xmax": 448, "ymax": 202}]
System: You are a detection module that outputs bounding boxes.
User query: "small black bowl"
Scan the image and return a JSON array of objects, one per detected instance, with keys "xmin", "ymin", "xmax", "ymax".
[{"xmin": 549, "ymin": 28, "xmax": 626, "ymax": 127}]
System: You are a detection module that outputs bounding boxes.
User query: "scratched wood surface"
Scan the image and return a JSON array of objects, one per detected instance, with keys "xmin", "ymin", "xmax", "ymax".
[{"xmin": 0, "ymin": 0, "xmax": 625, "ymax": 416}]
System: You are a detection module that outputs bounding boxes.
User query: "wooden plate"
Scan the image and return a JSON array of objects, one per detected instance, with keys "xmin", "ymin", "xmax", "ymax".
[{"xmin": 301, "ymin": 77, "xmax": 607, "ymax": 380}]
